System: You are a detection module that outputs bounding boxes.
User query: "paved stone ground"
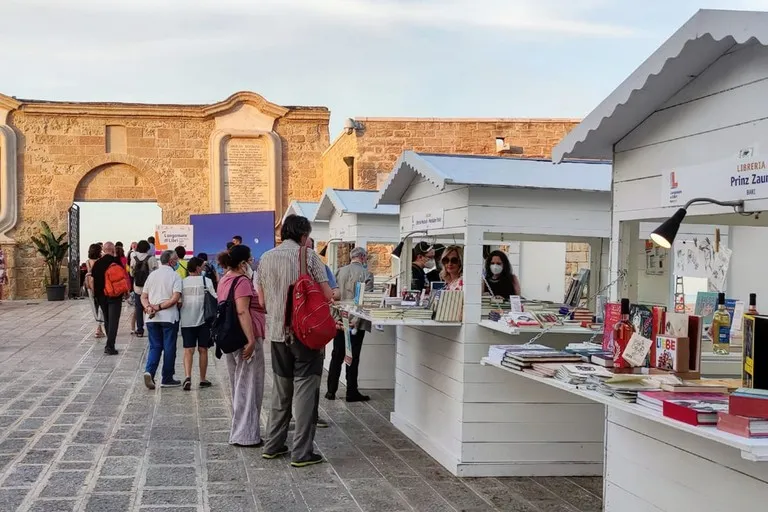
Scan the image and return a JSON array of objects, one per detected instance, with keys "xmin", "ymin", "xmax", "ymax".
[{"xmin": 0, "ymin": 300, "xmax": 603, "ymax": 512}]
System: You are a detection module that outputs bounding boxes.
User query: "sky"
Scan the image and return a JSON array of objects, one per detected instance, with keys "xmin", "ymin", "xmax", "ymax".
[
  {"xmin": 75, "ymin": 202, "xmax": 161, "ymax": 262},
  {"xmin": 5, "ymin": 0, "xmax": 768, "ymax": 134}
]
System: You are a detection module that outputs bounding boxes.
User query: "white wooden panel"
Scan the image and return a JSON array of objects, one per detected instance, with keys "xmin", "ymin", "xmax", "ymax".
[
  {"xmin": 327, "ymin": 212, "xmax": 354, "ymax": 240},
  {"xmin": 395, "ymin": 353, "xmax": 463, "ymax": 401},
  {"xmin": 349, "ymin": 213, "xmax": 400, "ymax": 243},
  {"xmin": 463, "ymin": 402, "xmax": 605, "ymax": 424},
  {"xmin": 310, "ymin": 223, "xmax": 329, "ymax": 243},
  {"xmin": 605, "ymin": 482, "xmax": 665, "ymax": 512},
  {"xmin": 462, "ymin": 378, "xmax": 595, "ymax": 404},
  {"xmin": 467, "ymin": 206, "xmax": 610, "ymax": 239},
  {"xmin": 617, "ymin": 79, "xmax": 768, "ymax": 151},
  {"xmin": 397, "ymin": 325, "xmax": 465, "ymax": 362},
  {"xmin": 519, "ymin": 242, "xmax": 566, "ymax": 302},
  {"xmin": 397, "ymin": 336, "xmax": 464, "ymax": 382},
  {"xmin": 461, "ymin": 440, "xmax": 603, "ymax": 463},
  {"xmin": 661, "ymin": 43, "xmax": 768, "ymax": 109},
  {"xmin": 462, "ymin": 419, "xmax": 604, "ymax": 443},
  {"xmin": 469, "ymin": 187, "xmax": 610, "ymax": 211},
  {"xmin": 614, "ymin": 117, "xmax": 768, "ymax": 184},
  {"xmin": 729, "ymin": 226, "xmax": 768, "ymax": 312}
]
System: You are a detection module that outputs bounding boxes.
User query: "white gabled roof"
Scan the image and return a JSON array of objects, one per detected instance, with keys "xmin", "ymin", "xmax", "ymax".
[
  {"xmin": 376, "ymin": 151, "xmax": 610, "ymax": 205},
  {"xmin": 312, "ymin": 188, "xmax": 400, "ymax": 222},
  {"xmin": 282, "ymin": 201, "xmax": 322, "ymax": 224},
  {"xmin": 553, "ymin": 9, "xmax": 768, "ymax": 162}
]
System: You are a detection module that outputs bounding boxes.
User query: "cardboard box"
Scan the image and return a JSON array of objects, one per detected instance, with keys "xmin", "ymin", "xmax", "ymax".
[{"xmin": 655, "ymin": 335, "xmax": 690, "ymax": 372}]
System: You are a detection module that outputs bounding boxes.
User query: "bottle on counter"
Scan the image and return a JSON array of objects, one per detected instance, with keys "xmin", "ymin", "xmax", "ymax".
[
  {"xmin": 613, "ymin": 298, "xmax": 635, "ymax": 368},
  {"xmin": 712, "ymin": 292, "xmax": 732, "ymax": 355},
  {"xmin": 747, "ymin": 293, "xmax": 759, "ymax": 316}
]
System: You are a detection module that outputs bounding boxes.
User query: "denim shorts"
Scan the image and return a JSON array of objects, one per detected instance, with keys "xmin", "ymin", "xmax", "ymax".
[{"xmin": 181, "ymin": 324, "xmax": 212, "ymax": 349}]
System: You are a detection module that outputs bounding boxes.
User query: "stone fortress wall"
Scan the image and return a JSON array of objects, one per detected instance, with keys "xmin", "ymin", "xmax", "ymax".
[{"xmin": 0, "ymin": 91, "xmax": 587, "ymax": 299}]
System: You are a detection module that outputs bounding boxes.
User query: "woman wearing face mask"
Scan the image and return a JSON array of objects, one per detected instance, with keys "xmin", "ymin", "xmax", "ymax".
[
  {"xmin": 440, "ymin": 245, "xmax": 464, "ymax": 291},
  {"xmin": 216, "ymin": 244, "xmax": 267, "ymax": 447},
  {"xmin": 483, "ymin": 250, "xmax": 521, "ymax": 299}
]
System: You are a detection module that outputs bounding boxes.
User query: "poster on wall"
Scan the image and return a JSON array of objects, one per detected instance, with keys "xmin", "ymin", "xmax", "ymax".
[
  {"xmin": 673, "ymin": 238, "xmax": 732, "ymax": 292},
  {"xmin": 190, "ymin": 211, "xmax": 275, "ymax": 272},
  {"xmin": 154, "ymin": 225, "xmax": 194, "ymax": 257},
  {"xmin": 644, "ymin": 240, "xmax": 666, "ymax": 276}
]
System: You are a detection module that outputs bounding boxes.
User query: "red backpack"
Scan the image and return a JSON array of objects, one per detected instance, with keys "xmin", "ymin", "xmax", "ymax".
[
  {"xmin": 104, "ymin": 263, "xmax": 130, "ymax": 298},
  {"xmin": 289, "ymin": 246, "xmax": 336, "ymax": 350}
]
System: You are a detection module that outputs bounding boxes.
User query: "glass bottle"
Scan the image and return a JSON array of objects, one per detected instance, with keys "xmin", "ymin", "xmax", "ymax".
[
  {"xmin": 747, "ymin": 293, "xmax": 759, "ymax": 315},
  {"xmin": 613, "ymin": 298, "xmax": 635, "ymax": 368},
  {"xmin": 712, "ymin": 292, "xmax": 732, "ymax": 355}
]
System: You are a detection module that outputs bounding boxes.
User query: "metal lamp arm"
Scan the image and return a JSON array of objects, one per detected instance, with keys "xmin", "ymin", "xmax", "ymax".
[{"xmin": 683, "ymin": 197, "xmax": 745, "ymax": 212}]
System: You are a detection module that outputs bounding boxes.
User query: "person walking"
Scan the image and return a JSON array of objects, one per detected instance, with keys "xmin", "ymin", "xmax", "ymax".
[
  {"xmin": 141, "ymin": 250, "xmax": 183, "ymax": 389},
  {"xmin": 217, "ymin": 245, "xmax": 267, "ymax": 446},
  {"xmin": 256, "ymin": 215, "xmax": 333, "ymax": 467},
  {"xmin": 326, "ymin": 247, "xmax": 374, "ymax": 402},
  {"xmin": 179, "ymin": 257, "xmax": 217, "ymax": 391},
  {"xmin": 130, "ymin": 240, "xmax": 157, "ymax": 337},
  {"xmin": 90, "ymin": 242, "xmax": 123, "ymax": 355},
  {"xmin": 85, "ymin": 243, "xmax": 105, "ymax": 339},
  {"xmin": 197, "ymin": 252, "xmax": 218, "ymax": 290}
]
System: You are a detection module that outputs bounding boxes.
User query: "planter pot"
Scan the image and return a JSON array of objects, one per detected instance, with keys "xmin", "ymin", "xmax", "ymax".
[{"xmin": 46, "ymin": 284, "xmax": 66, "ymax": 301}]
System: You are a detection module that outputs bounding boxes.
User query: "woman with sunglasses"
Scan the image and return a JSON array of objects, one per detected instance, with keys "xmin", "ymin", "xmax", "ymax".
[{"xmin": 440, "ymin": 245, "xmax": 464, "ymax": 291}]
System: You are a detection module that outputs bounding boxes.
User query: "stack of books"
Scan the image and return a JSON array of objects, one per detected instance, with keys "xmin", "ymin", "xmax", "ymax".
[
  {"xmin": 554, "ymin": 363, "xmax": 613, "ymax": 385},
  {"xmin": 565, "ymin": 342, "xmax": 613, "ymax": 364},
  {"xmin": 595, "ymin": 375, "xmax": 662, "ymax": 403},
  {"xmin": 401, "ymin": 307, "xmax": 434, "ymax": 320},
  {"xmin": 434, "ymin": 290, "xmax": 463, "ymax": 322},
  {"xmin": 482, "ymin": 296, "xmax": 510, "ymax": 318},
  {"xmin": 500, "ymin": 349, "xmax": 583, "ymax": 372},
  {"xmin": 524, "ymin": 363, "xmax": 562, "ymax": 378},
  {"xmin": 487, "ymin": 344, "xmax": 552, "ymax": 366},
  {"xmin": 717, "ymin": 388, "xmax": 768, "ymax": 438}
]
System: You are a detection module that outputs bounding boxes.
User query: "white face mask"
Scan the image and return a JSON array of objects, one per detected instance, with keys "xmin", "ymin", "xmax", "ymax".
[
  {"xmin": 424, "ymin": 258, "xmax": 436, "ymax": 271},
  {"xmin": 243, "ymin": 263, "xmax": 254, "ymax": 279},
  {"xmin": 490, "ymin": 264, "xmax": 503, "ymax": 276}
]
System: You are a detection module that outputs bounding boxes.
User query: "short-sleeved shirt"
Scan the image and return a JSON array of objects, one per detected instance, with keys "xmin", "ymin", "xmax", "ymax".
[
  {"xmin": 142, "ymin": 265, "xmax": 183, "ymax": 323},
  {"xmin": 218, "ymin": 273, "xmax": 266, "ymax": 340},
  {"xmin": 180, "ymin": 275, "xmax": 217, "ymax": 328},
  {"xmin": 256, "ymin": 239, "xmax": 328, "ymax": 343}
]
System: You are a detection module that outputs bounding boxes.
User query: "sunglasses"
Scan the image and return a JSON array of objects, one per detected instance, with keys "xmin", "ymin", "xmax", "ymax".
[{"xmin": 442, "ymin": 256, "xmax": 460, "ymax": 265}]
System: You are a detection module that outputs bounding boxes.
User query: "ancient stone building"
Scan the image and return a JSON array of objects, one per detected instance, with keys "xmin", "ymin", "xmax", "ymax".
[{"xmin": 0, "ymin": 91, "xmax": 329, "ymax": 299}]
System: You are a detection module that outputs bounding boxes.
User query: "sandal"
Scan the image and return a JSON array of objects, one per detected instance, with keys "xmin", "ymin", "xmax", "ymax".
[
  {"xmin": 94, "ymin": 332, "xmax": 105, "ymax": 339},
  {"xmin": 183, "ymin": 377, "xmax": 192, "ymax": 391}
]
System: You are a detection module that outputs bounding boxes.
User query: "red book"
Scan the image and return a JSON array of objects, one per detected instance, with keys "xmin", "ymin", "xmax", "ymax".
[
  {"xmin": 662, "ymin": 396, "xmax": 729, "ymax": 425},
  {"xmin": 650, "ymin": 306, "xmax": 666, "ymax": 365},
  {"xmin": 602, "ymin": 302, "xmax": 621, "ymax": 351},
  {"xmin": 729, "ymin": 395, "xmax": 768, "ymax": 419},
  {"xmin": 717, "ymin": 412, "xmax": 768, "ymax": 438},
  {"xmin": 638, "ymin": 391, "xmax": 726, "ymax": 412}
]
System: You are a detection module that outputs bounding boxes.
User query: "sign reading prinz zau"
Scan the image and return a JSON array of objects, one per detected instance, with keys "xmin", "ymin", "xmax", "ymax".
[
  {"xmin": 662, "ymin": 145, "xmax": 768, "ymax": 205},
  {"xmin": 411, "ymin": 210, "xmax": 444, "ymax": 230}
]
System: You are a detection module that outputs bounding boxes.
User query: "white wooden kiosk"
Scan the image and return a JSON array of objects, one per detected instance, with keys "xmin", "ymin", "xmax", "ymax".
[
  {"xmin": 282, "ymin": 200, "xmax": 329, "ymax": 244},
  {"xmin": 552, "ymin": 9, "xmax": 768, "ymax": 510},
  {"xmin": 375, "ymin": 151, "xmax": 617, "ymax": 477},
  {"xmin": 312, "ymin": 188, "xmax": 400, "ymax": 390}
]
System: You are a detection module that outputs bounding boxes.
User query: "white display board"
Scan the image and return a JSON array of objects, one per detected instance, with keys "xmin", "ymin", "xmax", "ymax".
[{"xmin": 154, "ymin": 224, "xmax": 193, "ymax": 257}]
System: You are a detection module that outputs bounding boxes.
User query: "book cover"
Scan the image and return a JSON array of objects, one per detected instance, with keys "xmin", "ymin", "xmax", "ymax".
[
  {"xmin": 401, "ymin": 290, "xmax": 420, "ymax": 307},
  {"xmin": 729, "ymin": 394, "xmax": 768, "ymax": 419},
  {"xmin": 629, "ymin": 304, "xmax": 654, "ymax": 339},
  {"xmin": 694, "ymin": 291, "xmax": 719, "ymax": 326},
  {"xmin": 650, "ymin": 305, "xmax": 666, "ymax": 365},
  {"xmin": 662, "ymin": 396, "xmax": 729, "ymax": 425},
  {"xmin": 654, "ymin": 336, "xmax": 690, "ymax": 372},
  {"xmin": 747, "ymin": 315, "xmax": 768, "ymax": 390},
  {"xmin": 637, "ymin": 391, "xmax": 727, "ymax": 410},
  {"xmin": 602, "ymin": 302, "xmax": 622, "ymax": 352},
  {"xmin": 688, "ymin": 315, "xmax": 703, "ymax": 373},
  {"xmin": 664, "ymin": 312, "xmax": 689, "ymax": 337},
  {"xmin": 622, "ymin": 333, "xmax": 653, "ymax": 367},
  {"xmin": 591, "ymin": 353, "xmax": 615, "ymax": 367},
  {"xmin": 507, "ymin": 312, "xmax": 541, "ymax": 327},
  {"xmin": 743, "ymin": 314, "xmax": 756, "ymax": 388},
  {"xmin": 717, "ymin": 412, "xmax": 768, "ymax": 438}
]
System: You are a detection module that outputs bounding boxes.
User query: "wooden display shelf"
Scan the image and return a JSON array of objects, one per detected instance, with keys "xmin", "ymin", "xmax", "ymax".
[{"xmin": 481, "ymin": 357, "xmax": 768, "ymax": 462}]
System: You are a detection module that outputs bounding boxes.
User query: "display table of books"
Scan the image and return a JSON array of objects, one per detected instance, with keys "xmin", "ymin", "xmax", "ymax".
[{"xmin": 483, "ymin": 341, "xmax": 768, "ymax": 511}]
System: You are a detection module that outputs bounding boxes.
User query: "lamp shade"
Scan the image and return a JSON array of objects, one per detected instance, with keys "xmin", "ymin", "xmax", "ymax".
[
  {"xmin": 319, "ymin": 244, "xmax": 329, "ymax": 257},
  {"xmin": 650, "ymin": 208, "xmax": 687, "ymax": 249},
  {"xmin": 391, "ymin": 241, "xmax": 405, "ymax": 259}
]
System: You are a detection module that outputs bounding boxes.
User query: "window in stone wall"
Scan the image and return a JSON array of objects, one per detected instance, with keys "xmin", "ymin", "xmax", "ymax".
[{"xmin": 105, "ymin": 125, "xmax": 127, "ymax": 154}]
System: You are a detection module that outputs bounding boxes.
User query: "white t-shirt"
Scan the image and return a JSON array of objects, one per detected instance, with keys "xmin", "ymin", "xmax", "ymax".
[
  {"xmin": 142, "ymin": 265, "xmax": 182, "ymax": 324},
  {"xmin": 180, "ymin": 275, "xmax": 217, "ymax": 328}
]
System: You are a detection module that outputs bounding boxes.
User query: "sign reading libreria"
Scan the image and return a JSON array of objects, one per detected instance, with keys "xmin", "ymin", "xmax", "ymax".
[{"xmin": 662, "ymin": 146, "xmax": 768, "ymax": 205}]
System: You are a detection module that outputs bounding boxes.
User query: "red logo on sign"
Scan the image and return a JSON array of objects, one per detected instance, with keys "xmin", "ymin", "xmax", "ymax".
[{"xmin": 670, "ymin": 171, "xmax": 679, "ymax": 189}]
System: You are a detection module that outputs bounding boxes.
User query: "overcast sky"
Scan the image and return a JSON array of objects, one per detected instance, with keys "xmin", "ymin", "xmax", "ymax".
[{"xmin": 4, "ymin": 0, "xmax": 768, "ymax": 134}]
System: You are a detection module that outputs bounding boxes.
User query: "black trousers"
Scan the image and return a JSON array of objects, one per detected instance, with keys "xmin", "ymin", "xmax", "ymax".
[
  {"xmin": 327, "ymin": 329, "xmax": 365, "ymax": 395},
  {"xmin": 98, "ymin": 296, "xmax": 122, "ymax": 351}
]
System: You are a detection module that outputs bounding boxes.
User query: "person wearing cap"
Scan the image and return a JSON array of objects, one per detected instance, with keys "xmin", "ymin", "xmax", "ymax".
[
  {"xmin": 410, "ymin": 241, "xmax": 435, "ymax": 291},
  {"xmin": 326, "ymin": 246, "xmax": 374, "ymax": 402}
]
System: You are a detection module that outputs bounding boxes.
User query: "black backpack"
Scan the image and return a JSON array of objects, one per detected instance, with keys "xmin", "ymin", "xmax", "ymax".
[
  {"xmin": 133, "ymin": 257, "xmax": 151, "ymax": 287},
  {"xmin": 211, "ymin": 275, "xmax": 248, "ymax": 359}
]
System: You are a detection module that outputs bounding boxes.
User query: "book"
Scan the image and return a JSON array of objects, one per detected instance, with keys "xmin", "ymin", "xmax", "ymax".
[
  {"xmin": 664, "ymin": 312, "xmax": 689, "ymax": 337},
  {"xmin": 654, "ymin": 336, "xmax": 690, "ymax": 372},
  {"xmin": 505, "ymin": 352, "xmax": 583, "ymax": 364},
  {"xmin": 487, "ymin": 344, "xmax": 553, "ymax": 365},
  {"xmin": 534, "ymin": 312, "xmax": 561, "ymax": 327},
  {"xmin": 637, "ymin": 391, "xmax": 728, "ymax": 413},
  {"xmin": 528, "ymin": 362, "xmax": 563, "ymax": 378},
  {"xmin": 694, "ymin": 291, "xmax": 719, "ymax": 326},
  {"xmin": 622, "ymin": 333, "xmax": 653, "ymax": 367},
  {"xmin": 662, "ymin": 396, "xmax": 729, "ymax": 425},
  {"xmin": 591, "ymin": 353, "xmax": 615, "ymax": 367},
  {"xmin": 687, "ymin": 315, "xmax": 703, "ymax": 374},
  {"xmin": 629, "ymin": 304, "xmax": 654, "ymax": 339},
  {"xmin": 649, "ymin": 305, "xmax": 666, "ymax": 365},
  {"xmin": 743, "ymin": 315, "xmax": 768, "ymax": 390},
  {"xmin": 728, "ymin": 394, "xmax": 768, "ymax": 419},
  {"xmin": 505, "ymin": 312, "xmax": 541, "ymax": 327},
  {"xmin": 717, "ymin": 412, "xmax": 768, "ymax": 438},
  {"xmin": 401, "ymin": 290, "xmax": 421, "ymax": 307},
  {"xmin": 554, "ymin": 363, "xmax": 613, "ymax": 384},
  {"xmin": 602, "ymin": 302, "xmax": 622, "ymax": 352},
  {"xmin": 660, "ymin": 382, "xmax": 728, "ymax": 394}
]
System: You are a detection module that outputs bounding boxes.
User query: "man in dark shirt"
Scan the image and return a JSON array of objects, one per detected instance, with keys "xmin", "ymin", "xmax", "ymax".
[
  {"xmin": 410, "ymin": 241, "xmax": 435, "ymax": 291},
  {"xmin": 91, "ymin": 241, "xmax": 122, "ymax": 355}
]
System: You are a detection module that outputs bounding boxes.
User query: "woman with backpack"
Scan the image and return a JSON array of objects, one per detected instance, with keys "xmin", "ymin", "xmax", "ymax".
[
  {"xmin": 179, "ymin": 257, "xmax": 217, "ymax": 391},
  {"xmin": 216, "ymin": 245, "xmax": 266, "ymax": 447},
  {"xmin": 130, "ymin": 240, "xmax": 158, "ymax": 337}
]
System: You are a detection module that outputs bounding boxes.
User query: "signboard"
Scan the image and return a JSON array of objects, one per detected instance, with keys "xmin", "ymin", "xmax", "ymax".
[
  {"xmin": 661, "ymin": 145, "xmax": 768, "ymax": 206},
  {"xmin": 329, "ymin": 226, "xmax": 347, "ymax": 239},
  {"xmin": 412, "ymin": 209, "xmax": 444, "ymax": 230},
  {"xmin": 154, "ymin": 225, "xmax": 194, "ymax": 257}
]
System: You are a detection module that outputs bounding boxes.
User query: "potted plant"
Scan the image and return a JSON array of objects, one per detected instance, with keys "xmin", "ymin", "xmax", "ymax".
[{"xmin": 32, "ymin": 221, "xmax": 69, "ymax": 301}]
